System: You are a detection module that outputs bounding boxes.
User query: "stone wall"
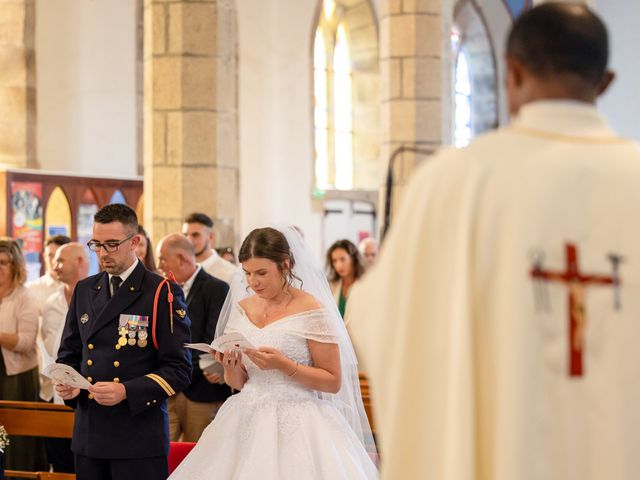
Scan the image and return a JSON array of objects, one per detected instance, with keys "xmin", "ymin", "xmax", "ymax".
[
  {"xmin": 143, "ymin": 0, "xmax": 239, "ymax": 246},
  {"xmin": 0, "ymin": 0, "xmax": 36, "ymax": 169}
]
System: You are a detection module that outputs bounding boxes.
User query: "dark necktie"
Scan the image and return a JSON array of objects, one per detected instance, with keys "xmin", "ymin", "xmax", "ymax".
[{"xmin": 110, "ymin": 276, "xmax": 122, "ymax": 298}]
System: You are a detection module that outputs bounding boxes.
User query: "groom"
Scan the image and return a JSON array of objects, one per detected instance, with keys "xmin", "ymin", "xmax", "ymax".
[{"xmin": 56, "ymin": 204, "xmax": 192, "ymax": 480}]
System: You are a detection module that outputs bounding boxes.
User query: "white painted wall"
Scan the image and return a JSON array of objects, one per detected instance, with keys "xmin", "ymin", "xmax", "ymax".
[
  {"xmin": 470, "ymin": 0, "xmax": 640, "ymax": 142},
  {"xmin": 36, "ymin": 0, "xmax": 137, "ymax": 176},
  {"xmin": 594, "ymin": 0, "xmax": 640, "ymax": 142},
  {"xmin": 236, "ymin": 0, "xmax": 324, "ymax": 257},
  {"xmin": 236, "ymin": 0, "xmax": 381, "ymax": 259}
]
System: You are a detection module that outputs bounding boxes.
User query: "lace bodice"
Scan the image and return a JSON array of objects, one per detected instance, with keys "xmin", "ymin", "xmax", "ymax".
[{"xmin": 232, "ymin": 307, "xmax": 334, "ymax": 400}]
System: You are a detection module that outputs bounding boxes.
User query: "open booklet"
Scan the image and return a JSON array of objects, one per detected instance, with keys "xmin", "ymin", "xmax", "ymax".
[
  {"xmin": 185, "ymin": 332, "xmax": 256, "ymax": 354},
  {"xmin": 41, "ymin": 363, "xmax": 92, "ymax": 390},
  {"xmin": 38, "ymin": 338, "xmax": 92, "ymax": 390}
]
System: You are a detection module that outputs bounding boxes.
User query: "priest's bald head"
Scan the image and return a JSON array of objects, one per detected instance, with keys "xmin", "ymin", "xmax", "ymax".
[{"xmin": 506, "ymin": 2, "xmax": 615, "ymax": 114}]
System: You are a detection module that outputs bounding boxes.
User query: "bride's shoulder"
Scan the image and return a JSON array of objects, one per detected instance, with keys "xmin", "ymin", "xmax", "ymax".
[
  {"xmin": 238, "ymin": 295, "xmax": 259, "ymax": 313},
  {"xmin": 291, "ymin": 289, "xmax": 323, "ymax": 311}
]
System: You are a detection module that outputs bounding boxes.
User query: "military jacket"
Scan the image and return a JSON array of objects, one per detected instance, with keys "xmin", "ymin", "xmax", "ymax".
[{"xmin": 57, "ymin": 261, "xmax": 192, "ymax": 459}]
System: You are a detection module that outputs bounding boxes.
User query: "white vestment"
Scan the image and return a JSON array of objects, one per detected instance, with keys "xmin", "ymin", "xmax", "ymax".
[
  {"xmin": 199, "ymin": 249, "xmax": 237, "ymax": 284},
  {"xmin": 349, "ymin": 101, "xmax": 640, "ymax": 480}
]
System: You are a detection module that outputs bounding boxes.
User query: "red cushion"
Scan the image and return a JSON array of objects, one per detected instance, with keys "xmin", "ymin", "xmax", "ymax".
[{"xmin": 168, "ymin": 441, "xmax": 196, "ymax": 474}]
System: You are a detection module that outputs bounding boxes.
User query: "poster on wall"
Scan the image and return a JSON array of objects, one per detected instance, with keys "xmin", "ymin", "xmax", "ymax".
[
  {"xmin": 78, "ymin": 203, "xmax": 99, "ymax": 276},
  {"xmin": 11, "ymin": 182, "xmax": 44, "ymax": 281}
]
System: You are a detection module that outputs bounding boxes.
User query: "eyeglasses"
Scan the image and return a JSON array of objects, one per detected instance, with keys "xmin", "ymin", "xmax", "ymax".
[{"xmin": 87, "ymin": 234, "xmax": 135, "ymax": 253}]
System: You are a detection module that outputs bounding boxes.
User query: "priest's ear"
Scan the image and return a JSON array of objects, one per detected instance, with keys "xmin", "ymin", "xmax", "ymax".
[
  {"xmin": 596, "ymin": 70, "xmax": 615, "ymax": 97},
  {"xmin": 505, "ymin": 56, "xmax": 528, "ymax": 115}
]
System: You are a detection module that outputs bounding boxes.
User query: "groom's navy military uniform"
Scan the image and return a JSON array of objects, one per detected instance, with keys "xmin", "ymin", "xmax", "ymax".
[{"xmin": 57, "ymin": 260, "xmax": 192, "ymax": 480}]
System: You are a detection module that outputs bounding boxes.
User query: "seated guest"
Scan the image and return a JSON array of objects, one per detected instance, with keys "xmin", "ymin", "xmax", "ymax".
[
  {"xmin": 157, "ymin": 234, "xmax": 230, "ymax": 441},
  {"xmin": 26, "ymin": 235, "xmax": 71, "ymax": 312},
  {"xmin": 40, "ymin": 242, "xmax": 89, "ymax": 473},
  {"xmin": 0, "ymin": 238, "xmax": 46, "ymax": 471},
  {"xmin": 326, "ymin": 239, "xmax": 366, "ymax": 318}
]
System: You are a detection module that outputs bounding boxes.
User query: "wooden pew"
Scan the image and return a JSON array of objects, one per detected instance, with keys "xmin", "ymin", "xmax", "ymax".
[
  {"xmin": 359, "ymin": 372, "xmax": 375, "ymax": 435},
  {"xmin": 0, "ymin": 400, "xmax": 75, "ymax": 480}
]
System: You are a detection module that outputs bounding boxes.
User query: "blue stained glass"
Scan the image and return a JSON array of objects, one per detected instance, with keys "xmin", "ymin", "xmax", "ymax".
[
  {"xmin": 109, "ymin": 190, "xmax": 127, "ymax": 205},
  {"xmin": 504, "ymin": 0, "xmax": 531, "ymax": 19}
]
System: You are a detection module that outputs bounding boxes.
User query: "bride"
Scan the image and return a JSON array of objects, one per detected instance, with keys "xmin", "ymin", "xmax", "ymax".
[{"xmin": 169, "ymin": 226, "xmax": 378, "ymax": 479}]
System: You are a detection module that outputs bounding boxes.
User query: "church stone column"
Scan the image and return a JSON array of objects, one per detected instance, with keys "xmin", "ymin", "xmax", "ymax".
[
  {"xmin": 379, "ymin": 0, "xmax": 450, "ymax": 215},
  {"xmin": 0, "ymin": 0, "xmax": 37, "ymax": 168},
  {"xmin": 143, "ymin": 0, "xmax": 238, "ymax": 246}
]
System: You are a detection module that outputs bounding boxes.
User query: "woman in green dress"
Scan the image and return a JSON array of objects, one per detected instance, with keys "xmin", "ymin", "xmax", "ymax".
[{"xmin": 326, "ymin": 239, "xmax": 366, "ymax": 319}]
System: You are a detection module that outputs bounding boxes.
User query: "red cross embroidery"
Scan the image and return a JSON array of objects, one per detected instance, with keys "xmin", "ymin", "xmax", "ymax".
[{"xmin": 530, "ymin": 243, "xmax": 616, "ymax": 377}]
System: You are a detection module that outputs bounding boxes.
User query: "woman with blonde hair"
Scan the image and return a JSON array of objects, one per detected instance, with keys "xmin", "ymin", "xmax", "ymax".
[{"xmin": 0, "ymin": 238, "xmax": 45, "ymax": 471}]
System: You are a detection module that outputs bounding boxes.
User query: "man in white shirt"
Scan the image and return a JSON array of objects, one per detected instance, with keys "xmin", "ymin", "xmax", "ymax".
[
  {"xmin": 349, "ymin": 4, "xmax": 640, "ymax": 479},
  {"xmin": 40, "ymin": 242, "xmax": 89, "ymax": 474},
  {"xmin": 41, "ymin": 242, "xmax": 90, "ymax": 402},
  {"xmin": 26, "ymin": 235, "xmax": 71, "ymax": 313},
  {"xmin": 182, "ymin": 212, "xmax": 237, "ymax": 284}
]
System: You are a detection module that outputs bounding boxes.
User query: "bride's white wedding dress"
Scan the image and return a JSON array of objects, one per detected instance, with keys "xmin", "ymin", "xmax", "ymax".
[{"xmin": 169, "ymin": 306, "xmax": 379, "ymax": 480}]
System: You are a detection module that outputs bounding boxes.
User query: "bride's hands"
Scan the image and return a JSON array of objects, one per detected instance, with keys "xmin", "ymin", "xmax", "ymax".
[
  {"xmin": 220, "ymin": 349, "xmax": 243, "ymax": 370},
  {"xmin": 243, "ymin": 347, "xmax": 289, "ymax": 371}
]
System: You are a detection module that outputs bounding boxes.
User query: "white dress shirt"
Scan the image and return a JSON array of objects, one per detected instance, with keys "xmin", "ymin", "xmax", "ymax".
[{"xmin": 199, "ymin": 249, "xmax": 237, "ymax": 284}]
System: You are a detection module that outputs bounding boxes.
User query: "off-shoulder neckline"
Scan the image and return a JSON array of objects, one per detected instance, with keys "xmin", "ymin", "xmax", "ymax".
[{"xmin": 236, "ymin": 305, "xmax": 325, "ymax": 330}]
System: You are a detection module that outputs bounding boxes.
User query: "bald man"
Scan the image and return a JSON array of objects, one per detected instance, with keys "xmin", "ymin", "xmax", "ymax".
[
  {"xmin": 41, "ymin": 243, "xmax": 90, "ymax": 401},
  {"xmin": 349, "ymin": 3, "xmax": 640, "ymax": 479},
  {"xmin": 156, "ymin": 233, "xmax": 230, "ymax": 441},
  {"xmin": 358, "ymin": 237, "xmax": 379, "ymax": 269},
  {"xmin": 40, "ymin": 243, "xmax": 89, "ymax": 473}
]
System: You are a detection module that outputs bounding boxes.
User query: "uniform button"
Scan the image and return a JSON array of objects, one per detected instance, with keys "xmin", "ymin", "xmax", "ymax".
[
  {"xmin": 115, "ymin": 344, "xmax": 121, "ymax": 350},
  {"xmin": 88, "ymin": 344, "xmax": 94, "ymax": 350},
  {"xmin": 146, "ymin": 401, "xmax": 151, "ymax": 406},
  {"xmin": 113, "ymin": 361, "xmax": 120, "ymax": 367},
  {"xmin": 87, "ymin": 359, "xmax": 93, "ymax": 366},
  {"xmin": 88, "ymin": 394, "xmax": 94, "ymax": 400},
  {"xmin": 152, "ymin": 400, "xmax": 157, "ymax": 404},
  {"xmin": 87, "ymin": 377, "xmax": 93, "ymax": 383},
  {"xmin": 113, "ymin": 377, "xmax": 120, "ymax": 383}
]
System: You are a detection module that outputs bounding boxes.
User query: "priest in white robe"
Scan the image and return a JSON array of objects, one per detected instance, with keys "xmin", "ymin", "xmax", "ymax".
[{"xmin": 348, "ymin": 4, "xmax": 640, "ymax": 479}]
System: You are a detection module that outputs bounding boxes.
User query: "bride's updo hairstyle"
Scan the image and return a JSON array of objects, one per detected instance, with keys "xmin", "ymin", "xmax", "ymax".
[{"xmin": 239, "ymin": 227, "xmax": 302, "ymax": 289}]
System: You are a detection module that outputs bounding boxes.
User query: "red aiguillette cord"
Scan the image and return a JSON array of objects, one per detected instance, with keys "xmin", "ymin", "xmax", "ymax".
[{"xmin": 151, "ymin": 271, "xmax": 176, "ymax": 349}]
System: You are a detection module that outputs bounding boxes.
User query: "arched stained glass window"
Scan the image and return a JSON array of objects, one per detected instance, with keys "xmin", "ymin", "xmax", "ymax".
[
  {"xmin": 44, "ymin": 186, "xmax": 72, "ymax": 238},
  {"xmin": 313, "ymin": 0, "xmax": 378, "ymax": 193},
  {"xmin": 314, "ymin": 10, "xmax": 353, "ymax": 192},
  {"xmin": 314, "ymin": 28, "xmax": 330, "ymax": 190},
  {"xmin": 453, "ymin": 39, "xmax": 473, "ymax": 147},
  {"xmin": 451, "ymin": 1, "xmax": 499, "ymax": 147},
  {"xmin": 77, "ymin": 189, "xmax": 100, "ymax": 275},
  {"xmin": 109, "ymin": 189, "xmax": 127, "ymax": 205},
  {"xmin": 333, "ymin": 23, "xmax": 353, "ymax": 189}
]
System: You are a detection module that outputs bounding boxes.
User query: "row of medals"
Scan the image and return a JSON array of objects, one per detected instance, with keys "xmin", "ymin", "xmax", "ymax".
[{"xmin": 118, "ymin": 322, "xmax": 148, "ymax": 348}]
